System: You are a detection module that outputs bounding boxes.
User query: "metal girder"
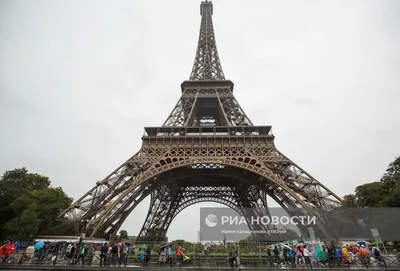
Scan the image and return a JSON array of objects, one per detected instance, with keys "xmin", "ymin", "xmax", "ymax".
[
  {"xmin": 136, "ymin": 185, "xmax": 242, "ymax": 242},
  {"xmin": 162, "ymin": 94, "xmax": 198, "ymax": 127},
  {"xmin": 58, "ymin": 143, "xmax": 343, "ymax": 239},
  {"xmin": 57, "ymin": 0, "xmax": 343, "ymax": 242},
  {"xmin": 162, "ymin": 88, "xmax": 253, "ymax": 127},
  {"xmin": 189, "ymin": 1, "xmax": 224, "ymax": 81},
  {"xmin": 219, "ymin": 93, "xmax": 253, "ymax": 126},
  {"xmin": 161, "ymin": 0, "xmax": 252, "ymax": 127},
  {"xmin": 136, "ymin": 180, "xmax": 284, "ymax": 242}
]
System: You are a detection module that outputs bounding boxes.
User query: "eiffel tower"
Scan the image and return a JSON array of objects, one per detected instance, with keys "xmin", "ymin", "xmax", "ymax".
[{"xmin": 58, "ymin": 0, "xmax": 343, "ymax": 242}]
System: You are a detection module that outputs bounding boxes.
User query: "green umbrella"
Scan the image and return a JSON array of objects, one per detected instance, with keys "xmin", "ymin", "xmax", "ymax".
[{"xmin": 316, "ymin": 246, "xmax": 326, "ymax": 261}]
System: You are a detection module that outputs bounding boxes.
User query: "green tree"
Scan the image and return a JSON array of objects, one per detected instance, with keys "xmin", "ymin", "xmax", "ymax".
[
  {"xmin": 342, "ymin": 194, "xmax": 357, "ymax": 207},
  {"xmin": 381, "ymin": 156, "xmax": 400, "ymax": 184},
  {"xmin": 0, "ymin": 168, "xmax": 72, "ymax": 240},
  {"xmin": 171, "ymin": 239, "xmax": 186, "ymax": 243},
  {"xmin": 343, "ymin": 156, "xmax": 400, "ymax": 208},
  {"xmin": 0, "ymin": 168, "xmax": 51, "ymax": 231},
  {"xmin": 119, "ymin": 230, "xmax": 129, "ymax": 241},
  {"xmin": 342, "ymin": 156, "xmax": 400, "ymax": 248},
  {"xmin": 3, "ymin": 209, "xmax": 41, "ymax": 241},
  {"xmin": 355, "ymin": 182, "xmax": 388, "ymax": 207}
]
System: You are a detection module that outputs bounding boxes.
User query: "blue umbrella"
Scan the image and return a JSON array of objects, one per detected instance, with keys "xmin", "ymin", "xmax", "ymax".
[{"xmin": 34, "ymin": 241, "xmax": 44, "ymax": 251}]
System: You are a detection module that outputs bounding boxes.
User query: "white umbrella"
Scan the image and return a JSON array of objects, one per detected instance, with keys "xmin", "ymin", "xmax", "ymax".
[{"xmin": 283, "ymin": 245, "xmax": 293, "ymax": 250}]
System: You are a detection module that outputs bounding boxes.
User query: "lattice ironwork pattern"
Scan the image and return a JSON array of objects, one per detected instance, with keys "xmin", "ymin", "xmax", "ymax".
[
  {"xmin": 163, "ymin": 86, "xmax": 253, "ymax": 127},
  {"xmin": 59, "ymin": 144, "xmax": 342, "ymax": 240},
  {"xmin": 189, "ymin": 0, "xmax": 225, "ymax": 81},
  {"xmin": 58, "ymin": 0, "xmax": 343, "ymax": 242}
]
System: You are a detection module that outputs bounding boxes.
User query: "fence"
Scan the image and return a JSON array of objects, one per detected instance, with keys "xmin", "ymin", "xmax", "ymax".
[{"xmin": 1, "ymin": 241, "xmax": 399, "ymax": 269}]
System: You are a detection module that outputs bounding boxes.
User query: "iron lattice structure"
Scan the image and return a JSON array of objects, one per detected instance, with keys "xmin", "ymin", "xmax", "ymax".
[{"xmin": 58, "ymin": 0, "xmax": 343, "ymax": 241}]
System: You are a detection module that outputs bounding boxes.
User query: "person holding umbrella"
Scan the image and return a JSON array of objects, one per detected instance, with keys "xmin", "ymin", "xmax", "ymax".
[
  {"xmin": 159, "ymin": 246, "xmax": 167, "ymax": 267},
  {"xmin": 33, "ymin": 241, "xmax": 45, "ymax": 261},
  {"xmin": 157, "ymin": 242, "xmax": 170, "ymax": 267},
  {"xmin": 167, "ymin": 244, "xmax": 173, "ymax": 267}
]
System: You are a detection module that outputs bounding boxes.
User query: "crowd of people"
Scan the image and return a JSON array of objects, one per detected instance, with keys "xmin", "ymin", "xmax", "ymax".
[
  {"xmin": 0, "ymin": 240, "xmax": 190, "ymax": 267},
  {"xmin": 138, "ymin": 244, "xmax": 189, "ymax": 267},
  {"xmin": 1, "ymin": 239, "xmax": 396, "ymax": 268},
  {"xmin": 266, "ymin": 243, "xmax": 384, "ymax": 267}
]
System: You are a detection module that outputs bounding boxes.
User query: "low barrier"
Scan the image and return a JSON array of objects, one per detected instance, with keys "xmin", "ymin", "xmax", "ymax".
[{"xmin": 1, "ymin": 250, "xmax": 399, "ymax": 269}]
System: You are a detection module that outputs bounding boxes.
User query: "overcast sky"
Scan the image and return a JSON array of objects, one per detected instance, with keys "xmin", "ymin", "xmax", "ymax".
[{"xmin": 1, "ymin": 0, "xmax": 399, "ymax": 242}]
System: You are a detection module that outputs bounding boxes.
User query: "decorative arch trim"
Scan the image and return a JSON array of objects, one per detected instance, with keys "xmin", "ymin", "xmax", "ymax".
[{"xmin": 89, "ymin": 157, "xmax": 322, "ymax": 239}]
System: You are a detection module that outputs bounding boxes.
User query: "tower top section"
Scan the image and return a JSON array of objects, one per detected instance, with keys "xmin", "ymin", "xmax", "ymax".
[
  {"xmin": 189, "ymin": 0, "xmax": 225, "ymax": 81},
  {"xmin": 200, "ymin": 0, "xmax": 213, "ymax": 16}
]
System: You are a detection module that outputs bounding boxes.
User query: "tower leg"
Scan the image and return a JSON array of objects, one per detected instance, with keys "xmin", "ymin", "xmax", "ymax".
[{"xmin": 136, "ymin": 185, "xmax": 178, "ymax": 242}]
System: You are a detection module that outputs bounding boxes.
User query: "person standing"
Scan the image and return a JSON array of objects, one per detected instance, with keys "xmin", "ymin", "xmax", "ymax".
[
  {"xmin": 342, "ymin": 245, "xmax": 350, "ymax": 264},
  {"xmin": 167, "ymin": 245, "xmax": 173, "ymax": 267},
  {"xmin": 100, "ymin": 243, "xmax": 108, "ymax": 267},
  {"xmin": 288, "ymin": 248, "xmax": 296, "ymax": 267},
  {"xmin": 372, "ymin": 245, "xmax": 382, "ymax": 264},
  {"xmin": 78, "ymin": 243, "xmax": 88, "ymax": 266},
  {"xmin": 303, "ymin": 245, "xmax": 311, "ymax": 267},
  {"xmin": 51, "ymin": 243, "xmax": 60, "ymax": 265},
  {"xmin": 176, "ymin": 246, "xmax": 183, "ymax": 267},
  {"xmin": 336, "ymin": 246, "xmax": 343, "ymax": 265},
  {"xmin": 111, "ymin": 244, "xmax": 118, "ymax": 266},
  {"xmin": 119, "ymin": 244, "xmax": 126, "ymax": 267},
  {"xmin": 273, "ymin": 246, "xmax": 280, "ymax": 265},
  {"xmin": 296, "ymin": 247, "xmax": 303, "ymax": 265},
  {"xmin": 159, "ymin": 247, "xmax": 167, "ymax": 267},
  {"xmin": 69, "ymin": 244, "xmax": 76, "ymax": 261},
  {"xmin": 310, "ymin": 248, "xmax": 317, "ymax": 266},
  {"xmin": 140, "ymin": 249, "xmax": 146, "ymax": 267},
  {"xmin": 145, "ymin": 245, "xmax": 152, "ymax": 267},
  {"xmin": 229, "ymin": 247, "xmax": 238, "ymax": 268},
  {"xmin": 65, "ymin": 243, "xmax": 73, "ymax": 259},
  {"xmin": 267, "ymin": 248, "xmax": 272, "ymax": 266},
  {"xmin": 361, "ymin": 245, "xmax": 370, "ymax": 264}
]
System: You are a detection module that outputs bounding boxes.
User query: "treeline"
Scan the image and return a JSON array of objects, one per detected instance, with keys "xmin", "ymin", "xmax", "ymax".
[
  {"xmin": 343, "ymin": 156, "xmax": 400, "ymax": 207},
  {"xmin": 0, "ymin": 168, "xmax": 72, "ymax": 241}
]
